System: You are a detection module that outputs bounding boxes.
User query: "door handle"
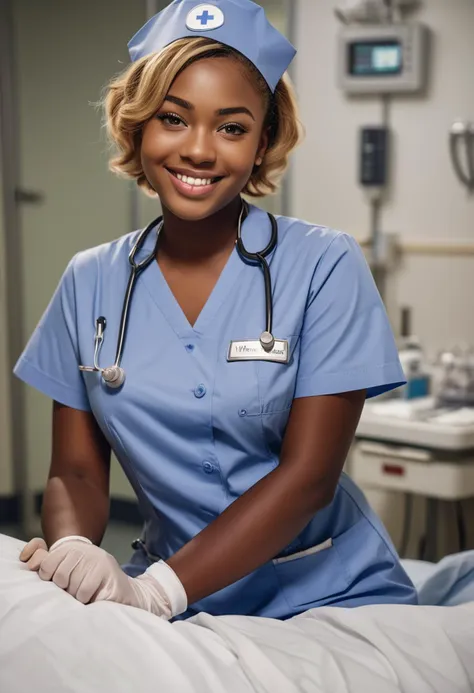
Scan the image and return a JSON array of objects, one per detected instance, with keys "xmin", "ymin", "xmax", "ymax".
[{"xmin": 14, "ymin": 188, "xmax": 45, "ymax": 204}]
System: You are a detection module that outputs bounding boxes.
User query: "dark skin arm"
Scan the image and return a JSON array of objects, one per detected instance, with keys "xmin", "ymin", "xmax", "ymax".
[
  {"xmin": 41, "ymin": 401, "xmax": 112, "ymax": 547},
  {"xmin": 168, "ymin": 389, "xmax": 366, "ymax": 605}
]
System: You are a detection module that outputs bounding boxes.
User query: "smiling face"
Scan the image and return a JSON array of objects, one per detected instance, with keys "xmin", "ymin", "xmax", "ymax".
[{"xmin": 140, "ymin": 56, "xmax": 269, "ymax": 221}]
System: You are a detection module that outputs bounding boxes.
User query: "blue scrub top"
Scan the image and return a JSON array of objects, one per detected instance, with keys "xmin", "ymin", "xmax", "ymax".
[{"xmin": 14, "ymin": 203, "xmax": 417, "ymax": 618}]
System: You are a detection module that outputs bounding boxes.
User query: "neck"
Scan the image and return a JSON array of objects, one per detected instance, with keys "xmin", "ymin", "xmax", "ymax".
[{"xmin": 158, "ymin": 197, "xmax": 244, "ymax": 264}]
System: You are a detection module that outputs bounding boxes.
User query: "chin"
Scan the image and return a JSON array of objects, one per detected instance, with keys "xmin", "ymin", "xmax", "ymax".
[
  {"xmin": 170, "ymin": 206, "xmax": 216, "ymax": 222},
  {"xmin": 160, "ymin": 189, "xmax": 242, "ymax": 222}
]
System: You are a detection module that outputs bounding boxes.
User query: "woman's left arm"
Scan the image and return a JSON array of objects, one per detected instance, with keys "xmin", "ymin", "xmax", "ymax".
[{"xmin": 167, "ymin": 389, "xmax": 366, "ymax": 605}]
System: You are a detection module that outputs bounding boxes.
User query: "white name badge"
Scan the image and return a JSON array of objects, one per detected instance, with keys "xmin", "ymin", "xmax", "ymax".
[{"xmin": 227, "ymin": 339, "xmax": 289, "ymax": 363}]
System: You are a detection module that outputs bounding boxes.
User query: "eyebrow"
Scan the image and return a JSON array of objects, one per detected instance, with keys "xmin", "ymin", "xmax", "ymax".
[{"xmin": 164, "ymin": 95, "xmax": 255, "ymax": 121}]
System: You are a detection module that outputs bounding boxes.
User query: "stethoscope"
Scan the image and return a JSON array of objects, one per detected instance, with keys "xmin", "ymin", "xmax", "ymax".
[{"xmin": 79, "ymin": 200, "xmax": 278, "ymax": 388}]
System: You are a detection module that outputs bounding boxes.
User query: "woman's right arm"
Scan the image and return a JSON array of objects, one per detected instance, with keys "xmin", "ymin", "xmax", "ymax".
[{"xmin": 41, "ymin": 401, "xmax": 112, "ymax": 547}]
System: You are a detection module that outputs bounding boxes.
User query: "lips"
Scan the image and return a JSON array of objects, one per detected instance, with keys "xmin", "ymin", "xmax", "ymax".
[
  {"xmin": 166, "ymin": 167, "xmax": 224, "ymax": 185},
  {"xmin": 165, "ymin": 167, "xmax": 224, "ymax": 197}
]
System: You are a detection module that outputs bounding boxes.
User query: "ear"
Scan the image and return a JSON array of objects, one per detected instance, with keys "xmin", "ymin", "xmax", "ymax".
[{"xmin": 255, "ymin": 127, "xmax": 270, "ymax": 167}]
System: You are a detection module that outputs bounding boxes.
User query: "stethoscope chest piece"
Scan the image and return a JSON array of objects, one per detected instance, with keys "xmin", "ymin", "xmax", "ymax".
[
  {"xmin": 260, "ymin": 331, "xmax": 275, "ymax": 352},
  {"xmin": 78, "ymin": 216, "xmax": 163, "ymax": 389},
  {"xmin": 79, "ymin": 316, "xmax": 126, "ymax": 388},
  {"xmin": 102, "ymin": 365, "xmax": 126, "ymax": 389}
]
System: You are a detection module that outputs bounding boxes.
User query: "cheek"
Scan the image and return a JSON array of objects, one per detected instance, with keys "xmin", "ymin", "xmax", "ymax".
[
  {"xmin": 223, "ymin": 136, "xmax": 261, "ymax": 174},
  {"xmin": 229, "ymin": 150, "xmax": 255, "ymax": 177},
  {"xmin": 141, "ymin": 124, "xmax": 167, "ymax": 162}
]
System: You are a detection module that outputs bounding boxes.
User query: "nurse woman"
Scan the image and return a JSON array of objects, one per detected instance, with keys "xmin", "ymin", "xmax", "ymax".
[{"xmin": 15, "ymin": 0, "xmax": 417, "ymax": 621}]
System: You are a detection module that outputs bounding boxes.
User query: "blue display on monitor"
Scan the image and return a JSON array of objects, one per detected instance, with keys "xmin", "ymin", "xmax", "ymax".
[{"xmin": 349, "ymin": 41, "xmax": 403, "ymax": 76}]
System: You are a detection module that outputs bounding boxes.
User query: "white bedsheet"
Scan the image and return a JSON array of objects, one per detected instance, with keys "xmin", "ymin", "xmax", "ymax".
[
  {"xmin": 1, "ymin": 533, "xmax": 473, "ymax": 693},
  {"xmin": 402, "ymin": 552, "xmax": 474, "ymax": 606}
]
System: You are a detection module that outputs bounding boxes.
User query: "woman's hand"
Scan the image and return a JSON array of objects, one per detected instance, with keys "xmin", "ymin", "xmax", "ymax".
[
  {"xmin": 21, "ymin": 536, "xmax": 120, "ymax": 605},
  {"xmin": 19, "ymin": 535, "xmax": 187, "ymax": 619},
  {"xmin": 20, "ymin": 537, "xmax": 49, "ymax": 570}
]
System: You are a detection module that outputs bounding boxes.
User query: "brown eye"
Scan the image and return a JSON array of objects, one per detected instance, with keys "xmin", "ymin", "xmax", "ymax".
[
  {"xmin": 220, "ymin": 123, "xmax": 247, "ymax": 136},
  {"xmin": 157, "ymin": 113, "xmax": 185, "ymax": 127}
]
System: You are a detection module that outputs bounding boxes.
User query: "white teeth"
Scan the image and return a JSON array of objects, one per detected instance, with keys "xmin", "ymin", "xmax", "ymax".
[{"xmin": 175, "ymin": 172, "xmax": 213, "ymax": 186}]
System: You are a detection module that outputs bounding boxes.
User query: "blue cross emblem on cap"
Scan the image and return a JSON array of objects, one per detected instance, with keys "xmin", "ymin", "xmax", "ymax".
[{"xmin": 186, "ymin": 4, "xmax": 225, "ymax": 31}]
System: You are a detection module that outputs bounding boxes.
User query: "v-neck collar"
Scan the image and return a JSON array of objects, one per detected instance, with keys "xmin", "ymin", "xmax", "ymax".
[{"xmin": 137, "ymin": 203, "xmax": 277, "ymax": 340}]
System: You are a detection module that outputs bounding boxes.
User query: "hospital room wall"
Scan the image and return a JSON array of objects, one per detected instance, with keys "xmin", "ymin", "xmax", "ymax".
[
  {"xmin": 292, "ymin": 0, "xmax": 474, "ymax": 552},
  {"xmin": 292, "ymin": 0, "xmax": 474, "ymax": 354}
]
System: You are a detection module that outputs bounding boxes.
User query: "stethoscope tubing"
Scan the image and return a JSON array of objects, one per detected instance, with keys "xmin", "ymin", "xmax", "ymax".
[{"xmin": 80, "ymin": 200, "xmax": 278, "ymax": 387}]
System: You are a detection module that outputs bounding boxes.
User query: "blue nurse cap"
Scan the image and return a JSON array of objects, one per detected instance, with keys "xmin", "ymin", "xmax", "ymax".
[{"xmin": 127, "ymin": 0, "xmax": 296, "ymax": 93}]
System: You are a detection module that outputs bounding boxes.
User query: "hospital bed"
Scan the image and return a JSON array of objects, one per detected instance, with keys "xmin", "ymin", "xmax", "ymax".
[{"xmin": 0, "ymin": 533, "xmax": 473, "ymax": 693}]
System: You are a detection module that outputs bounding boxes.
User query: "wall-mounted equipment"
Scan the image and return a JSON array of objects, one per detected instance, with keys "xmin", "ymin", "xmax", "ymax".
[
  {"xmin": 449, "ymin": 120, "xmax": 474, "ymax": 192},
  {"xmin": 359, "ymin": 126, "xmax": 389, "ymax": 187},
  {"xmin": 338, "ymin": 23, "xmax": 429, "ymax": 94},
  {"xmin": 335, "ymin": 0, "xmax": 420, "ymax": 25}
]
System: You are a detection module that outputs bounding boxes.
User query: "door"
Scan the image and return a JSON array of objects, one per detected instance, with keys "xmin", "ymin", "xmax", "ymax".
[{"xmin": 11, "ymin": 0, "xmax": 155, "ymax": 504}]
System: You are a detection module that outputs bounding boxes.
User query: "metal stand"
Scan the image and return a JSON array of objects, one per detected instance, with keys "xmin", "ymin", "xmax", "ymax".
[{"xmin": 420, "ymin": 498, "xmax": 438, "ymax": 562}]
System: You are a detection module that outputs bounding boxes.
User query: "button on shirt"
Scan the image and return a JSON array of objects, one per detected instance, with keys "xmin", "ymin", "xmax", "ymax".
[{"xmin": 194, "ymin": 384, "xmax": 206, "ymax": 398}]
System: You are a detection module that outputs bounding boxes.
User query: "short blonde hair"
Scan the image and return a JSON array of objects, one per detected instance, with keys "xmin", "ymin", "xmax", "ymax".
[{"xmin": 102, "ymin": 37, "xmax": 303, "ymax": 197}]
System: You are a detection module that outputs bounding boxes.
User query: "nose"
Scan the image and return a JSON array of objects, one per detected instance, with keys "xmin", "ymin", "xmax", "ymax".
[{"xmin": 179, "ymin": 125, "xmax": 216, "ymax": 167}]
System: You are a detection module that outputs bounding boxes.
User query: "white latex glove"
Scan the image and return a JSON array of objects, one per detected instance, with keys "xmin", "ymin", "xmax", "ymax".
[
  {"xmin": 91, "ymin": 559, "xmax": 188, "ymax": 620},
  {"xmin": 21, "ymin": 535, "xmax": 187, "ymax": 619},
  {"xmin": 29, "ymin": 535, "xmax": 114, "ymax": 604}
]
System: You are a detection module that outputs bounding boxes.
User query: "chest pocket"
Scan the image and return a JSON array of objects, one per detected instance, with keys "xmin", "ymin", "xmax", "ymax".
[
  {"xmin": 251, "ymin": 334, "xmax": 301, "ymax": 456},
  {"xmin": 256, "ymin": 334, "xmax": 301, "ymax": 410}
]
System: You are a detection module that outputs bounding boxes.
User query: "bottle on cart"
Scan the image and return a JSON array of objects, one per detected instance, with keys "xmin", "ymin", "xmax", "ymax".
[{"xmin": 397, "ymin": 307, "xmax": 430, "ymax": 400}]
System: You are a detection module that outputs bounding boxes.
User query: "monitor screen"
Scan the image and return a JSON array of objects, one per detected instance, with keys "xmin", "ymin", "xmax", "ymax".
[{"xmin": 349, "ymin": 40, "xmax": 403, "ymax": 77}]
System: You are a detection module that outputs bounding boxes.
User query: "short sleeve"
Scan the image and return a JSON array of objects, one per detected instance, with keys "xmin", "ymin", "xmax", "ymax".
[
  {"xmin": 294, "ymin": 233, "xmax": 405, "ymax": 400},
  {"xmin": 13, "ymin": 256, "xmax": 91, "ymax": 411}
]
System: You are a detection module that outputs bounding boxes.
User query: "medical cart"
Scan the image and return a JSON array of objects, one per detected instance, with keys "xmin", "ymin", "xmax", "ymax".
[{"xmin": 353, "ymin": 398, "xmax": 474, "ymax": 561}]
